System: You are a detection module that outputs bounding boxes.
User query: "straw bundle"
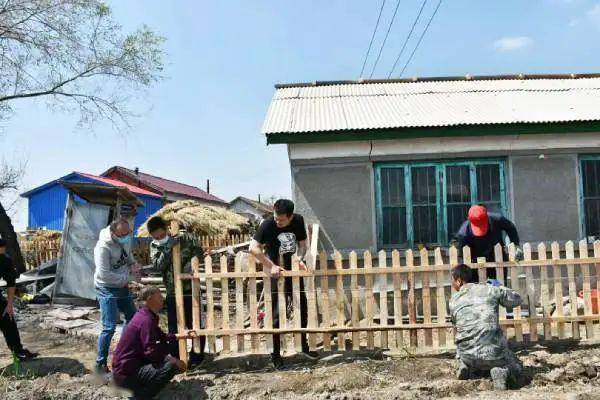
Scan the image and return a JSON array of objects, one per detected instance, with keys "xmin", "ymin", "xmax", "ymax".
[{"xmin": 137, "ymin": 200, "xmax": 249, "ymax": 237}]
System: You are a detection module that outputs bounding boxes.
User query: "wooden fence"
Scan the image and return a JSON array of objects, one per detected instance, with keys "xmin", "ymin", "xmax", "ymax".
[
  {"xmin": 169, "ymin": 228, "xmax": 600, "ymax": 363},
  {"xmin": 19, "ymin": 238, "xmax": 61, "ymax": 270}
]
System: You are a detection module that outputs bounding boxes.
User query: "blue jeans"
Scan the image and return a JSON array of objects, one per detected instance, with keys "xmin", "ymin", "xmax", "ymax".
[{"xmin": 96, "ymin": 286, "xmax": 137, "ymax": 366}]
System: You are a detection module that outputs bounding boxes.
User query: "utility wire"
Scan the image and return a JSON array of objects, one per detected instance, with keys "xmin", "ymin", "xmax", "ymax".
[
  {"xmin": 387, "ymin": 0, "xmax": 428, "ymax": 79},
  {"xmin": 359, "ymin": 0, "xmax": 387, "ymax": 78},
  {"xmin": 369, "ymin": 0, "xmax": 403, "ymax": 79},
  {"xmin": 398, "ymin": 0, "xmax": 443, "ymax": 78}
]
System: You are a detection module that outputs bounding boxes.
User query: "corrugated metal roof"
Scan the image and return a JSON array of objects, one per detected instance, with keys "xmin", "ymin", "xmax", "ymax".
[
  {"xmin": 262, "ymin": 76, "xmax": 600, "ymax": 135},
  {"xmin": 77, "ymin": 173, "xmax": 162, "ymax": 198}
]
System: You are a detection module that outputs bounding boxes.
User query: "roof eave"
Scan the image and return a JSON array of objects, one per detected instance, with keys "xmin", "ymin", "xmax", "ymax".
[{"xmin": 265, "ymin": 120, "xmax": 600, "ymax": 145}]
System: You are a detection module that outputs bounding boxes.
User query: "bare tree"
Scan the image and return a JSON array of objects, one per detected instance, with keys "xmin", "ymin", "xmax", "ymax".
[
  {"xmin": 0, "ymin": 0, "xmax": 166, "ymax": 272},
  {"xmin": 0, "ymin": 161, "xmax": 25, "ymax": 272}
]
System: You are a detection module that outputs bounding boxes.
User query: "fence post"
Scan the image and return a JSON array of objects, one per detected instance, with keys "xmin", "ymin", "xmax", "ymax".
[
  {"xmin": 364, "ymin": 251, "xmax": 375, "ymax": 350},
  {"xmin": 205, "ymin": 255, "xmax": 216, "ymax": 353},
  {"xmin": 234, "ymin": 253, "xmax": 245, "ymax": 352},
  {"xmin": 579, "ymin": 240, "xmax": 593, "ymax": 340},
  {"xmin": 248, "ymin": 254, "xmax": 259, "ymax": 352},
  {"xmin": 191, "ymin": 256, "xmax": 201, "ymax": 353},
  {"xmin": 565, "ymin": 241, "xmax": 580, "ymax": 340},
  {"xmin": 170, "ymin": 221, "xmax": 188, "ymax": 366},
  {"xmin": 320, "ymin": 251, "xmax": 332, "ymax": 351},
  {"xmin": 262, "ymin": 255, "xmax": 274, "ymax": 353},
  {"xmin": 595, "ymin": 241, "xmax": 600, "ymax": 322},
  {"xmin": 378, "ymin": 250, "xmax": 389, "ymax": 349},
  {"xmin": 392, "ymin": 250, "xmax": 403, "ymax": 350},
  {"xmin": 350, "ymin": 251, "xmax": 360, "ymax": 351},
  {"xmin": 220, "ymin": 255, "xmax": 231, "ymax": 353},
  {"xmin": 420, "ymin": 248, "xmax": 433, "ymax": 347},
  {"xmin": 537, "ymin": 243, "xmax": 552, "ymax": 340},
  {"xmin": 523, "ymin": 243, "xmax": 537, "ymax": 342},
  {"xmin": 406, "ymin": 249, "xmax": 417, "ymax": 348},
  {"xmin": 434, "ymin": 248, "xmax": 446, "ymax": 347},
  {"xmin": 334, "ymin": 251, "xmax": 346, "ymax": 351},
  {"xmin": 551, "ymin": 242, "xmax": 565, "ymax": 339},
  {"xmin": 508, "ymin": 244, "xmax": 523, "ymax": 342}
]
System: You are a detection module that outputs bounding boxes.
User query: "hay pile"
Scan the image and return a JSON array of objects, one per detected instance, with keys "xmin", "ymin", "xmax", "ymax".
[{"xmin": 137, "ymin": 200, "xmax": 249, "ymax": 237}]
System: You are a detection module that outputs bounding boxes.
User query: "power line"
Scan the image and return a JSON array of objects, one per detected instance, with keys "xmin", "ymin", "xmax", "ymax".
[
  {"xmin": 398, "ymin": 0, "xmax": 443, "ymax": 78},
  {"xmin": 387, "ymin": 0, "xmax": 428, "ymax": 79},
  {"xmin": 369, "ymin": 0, "xmax": 402, "ymax": 79},
  {"xmin": 359, "ymin": 0, "xmax": 387, "ymax": 78}
]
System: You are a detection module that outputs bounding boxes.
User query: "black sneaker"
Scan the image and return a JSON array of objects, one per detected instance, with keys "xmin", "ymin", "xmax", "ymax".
[
  {"xmin": 95, "ymin": 363, "xmax": 110, "ymax": 375},
  {"xmin": 15, "ymin": 349, "xmax": 38, "ymax": 361},
  {"xmin": 457, "ymin": 365, "xmax": 471, "ymax": 380},
  {"xmin": 301, "ymin": 350, "xmax": 319, "ymax": 360},
  {"xmin": 271, "ymin": 354, "xmax": 284, "ymax": 370}
]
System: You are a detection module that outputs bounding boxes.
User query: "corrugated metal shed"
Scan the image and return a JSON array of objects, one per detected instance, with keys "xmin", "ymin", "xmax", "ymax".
[{"xmin": 262, "ymin": 75, "xmax": 600, "ymax": 136}]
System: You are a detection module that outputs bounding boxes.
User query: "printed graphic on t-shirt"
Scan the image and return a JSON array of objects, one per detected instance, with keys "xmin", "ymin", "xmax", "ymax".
[{"xmin": 277, "ymin": 232, "xmax": 297, "ymax": 255}]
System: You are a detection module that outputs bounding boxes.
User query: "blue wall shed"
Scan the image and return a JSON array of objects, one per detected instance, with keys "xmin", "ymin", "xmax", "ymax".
[{"xmin": 22, "ymin": 172, "xmax": 163, "ymax": 232}]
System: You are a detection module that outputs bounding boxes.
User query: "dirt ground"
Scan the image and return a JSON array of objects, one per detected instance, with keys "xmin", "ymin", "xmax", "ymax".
[{"xmin": 3, "ymin": 306, "xmax": 600, "ymax": 399}]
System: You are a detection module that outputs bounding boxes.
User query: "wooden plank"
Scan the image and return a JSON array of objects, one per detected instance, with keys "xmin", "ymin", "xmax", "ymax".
[
  {"xmin": 392, "ymin": 250, "xmax": 403, "ymax": 350},
  {"xmin": 538, "ymin": 243, "xmax": 552, "ymax": 340},
  {"xmin": 191, "ymin": 256, "xmax": 201, "ymax": 353},
  {"xmin": 248, "ymin": 254, "xmax": 259, "ymax": 352},
  {"xmin": 449, "ymin": 247, "xmax": 458, "ymax": 295},
  {"xmin": 364, "ymin": 251, "xmax": 375, "ymax": 350},
  {"xmin": 235, "ymin": 253, "xmax": 245, "ymax": 352},
  {"xmin": 350, "ymin": 251, "xmax": 360, "ymax": 350},
  {"xmin": 595, "ymin": 241, "xmax": 600, "ymax": 321},
  {"xmin": 565, "ymin": 241, "xmax": 580, "ymax": 340},
  {"xmin": 306, "ymin": 254, "xmax": 318, "ymax": 352},
  {"xmin": 278, "ymin": 254, "xmax": 288, "ymax": 355},
  {"xmin": 508, "ymin": 244, "xmax": 523, "ymax": 342},
  {"xmin": 220, "ymin": 255, "xmax": 231, "ymax": 353},
  {"xmin": 493, "ymin": 245, "xmax": 507, "ymax": 336},
  {"xmin": 523, "ymin": 243, "xmax": 537, "ymax": 342},
  {"xmin": 579, "ymin": 240, "xmax": 594, "ymax": 340},
  {"xmin": 420, "ymin": 248, "xmax": 433, "ymax": 347},
  {"xmin": 406, "ymin": 250, "xmax": 417, "ymax": 348},
  {"xmin": 551, "ymin": 242, "xmax": 565, "ymax": 339},
  {"xmin": 378, "ymin": 250, "xmax": 389, "ymax": 349},
  {"xmin": 170, "ymin": 221, "xmax": 188, "ymax": 365},
  {"xmin": 205, "ymin": 256, "xmax": 216, "ymax": 353},
  {"xmin": 320, "ymin": 251, "xmax": 332, "ymax": 351},
  {"xmin": 292, "ymin": 255, "xmax": 303, "ymax": 352},
  {"xmin": 434, "ymin": 248, "xmax": 446, "ymax": 348},
  {"xmin": 262, "ymin": 256, "xmax": 274, "ymax": 352},
  {"xmin": 334, "ymin": 251, "xmax": 346, "ymax": 351}
]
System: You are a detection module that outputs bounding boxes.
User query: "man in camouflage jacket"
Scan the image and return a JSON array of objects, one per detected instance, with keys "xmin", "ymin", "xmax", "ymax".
[
  {"xmin": 449, "ymin": 264, "xmax": 523, "ymax": 390},
  {"xmin": 147, "ymin": 216, "xmax": 205, "ymax": 365}
]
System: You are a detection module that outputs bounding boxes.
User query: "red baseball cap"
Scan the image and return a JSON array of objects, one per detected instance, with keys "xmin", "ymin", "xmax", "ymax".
[{"xmin": 468, "ymin": 205, "xmax": 489, "ymax": 237}]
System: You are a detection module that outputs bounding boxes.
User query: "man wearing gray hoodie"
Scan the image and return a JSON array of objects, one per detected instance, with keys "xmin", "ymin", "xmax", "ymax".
[{"xmin": 94, "ymin": 218, "xmax": 141, "ymax": 374}]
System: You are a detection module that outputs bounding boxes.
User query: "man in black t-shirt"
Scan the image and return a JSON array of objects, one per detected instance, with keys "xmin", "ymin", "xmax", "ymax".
[{"xmin": 250, "ymin": 199, "xmax": 318, "ymax": 369}]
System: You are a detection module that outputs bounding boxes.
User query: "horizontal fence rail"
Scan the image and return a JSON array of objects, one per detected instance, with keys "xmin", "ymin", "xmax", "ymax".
[{"xmin": 171, "ymin": 233, "xmax": 600, "ymax": 362}]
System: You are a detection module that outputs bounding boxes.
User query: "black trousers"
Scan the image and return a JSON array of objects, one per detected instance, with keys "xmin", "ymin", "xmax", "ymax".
[
  {"xmin": 121, "ymin": 361, "xmax": 178, "ymax": 400},
  {"xmin": 271, "ymin": 277, "xmax": 308, "ymax": 356},
  {"xmin": 166, "ymin": 295, "xmax": 204, "ymax": 358},
  {"xmin": 0, "ymin": 299, "xmax": 23, "ymax": 354}
]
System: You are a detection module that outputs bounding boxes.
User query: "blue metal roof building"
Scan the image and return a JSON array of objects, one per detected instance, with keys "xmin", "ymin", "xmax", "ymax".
[{"xmin": 21, "ymin": 172, "xmax": 164, "ymax": 231}]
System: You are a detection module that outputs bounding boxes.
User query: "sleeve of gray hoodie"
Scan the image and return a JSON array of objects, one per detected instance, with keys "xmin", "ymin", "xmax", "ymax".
[{"xmin": 94, "ymin": 245, "xmax": 129, "ymax": 288}]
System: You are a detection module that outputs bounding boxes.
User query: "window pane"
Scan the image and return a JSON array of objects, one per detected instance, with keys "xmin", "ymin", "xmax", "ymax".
[
  {"xmin": 582, "ymin": 160, "xmax": 600, "ymax": 198},
  {"xmin": 476, "ymin": 164, "xmax": 501, "ymax": 203},
  {"xmin": 383, "ymin": 207, "xmax": 407, "ymax": 245},
  {"xmin": 381, "ymin": 168, "xmax": 405, "ymax": 206},
  {"xmin": 412, "ymin": 166, "xmax": 437, "ymax": 244},
  {"xmin": 446, "ymin": 165, "xmax": 471, "ymax": 242}
]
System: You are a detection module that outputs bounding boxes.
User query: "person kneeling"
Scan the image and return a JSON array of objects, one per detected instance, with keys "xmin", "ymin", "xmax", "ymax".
[
  {"xmin": 449, "ymin": 264, "xmax": 523, "ymax": 390},
  {"xmin": 112, "ymin": 286, "xmax": 186, "ymax": 399}
]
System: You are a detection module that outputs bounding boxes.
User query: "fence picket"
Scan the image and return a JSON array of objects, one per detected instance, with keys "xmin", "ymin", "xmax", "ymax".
[
  {"xmin": 493, "ymin": 245, "xmax": 507, "ymax": 335},
  {"xmin": 350, "ymin": 251, "xmax": 360, "ymax": 350},
  {"xmin": 565, "ymin": 241, "xmax": 580, "ymax": 340},
  {"xmin": 434, "ymin": 248, "xmax": 446, "ymax": 348},
  {"xmin": 205, "ymin": 256, "xmax": 216, "ymax": 353},
  {"xmin": 235, "ymin": 253, "xmax": 245, "ymax": 352},
  {"xmin": 392, "ymin": 250, "xmax": 403, "ymax": 350},
  {"xmin": 291, "ymin": 256, "xmax": 302, "ymax": 352},
  {"xmin": 378, "ymin": 250, "xmax": 389, "ymax": 349},
  {"xmin": 262, "ymin": 259, "xmax": 274, "ymax": 353},
  {"xmin": 551, "ymin": 242, "xmax": 565, "ymax": 339},
  {"xmin": 364, "ymin": 251, "xmax": 375, "ymax": 350},
  {"xmin": 449, "ymin": 247, "xmax": 458, "ymax": 295},
  {"xmin": 220, "ymin": 255, "xmax": 231, "ymax": 353},
  {"xmin": 579, "ymin": 240, "xmax": 593, "ymax": 340},
  {"xmin": 523, "ymin": 243, "xmax": 537, "ymax": 342},
  {"xmin": 334, "ymin": 251, "xmax": 346, "ymax": 351},
  {"xmin": 191, "ymin": 256, "xmax": 201, "ymax": 353},
  {"xmin": 420, "ymin": 248, "xmax": 433, "ymax": 347},
  {"xmin": 406, "ymin": 250, "xmax": 418, "ymax": 348},
  {"xmin": 538, "ymin": 243, "xmax": 552, "ymax": 340},
  {"xmin": 170, "ymin": 221, "xmax": 188, "ymax": 366},
  {"xmin": 307, "ymin": 255, "xmax": 318, "ymax": 352},
  {"xmin": 320, "ymin": 251, "xmax": 332, "ymax": 351}
]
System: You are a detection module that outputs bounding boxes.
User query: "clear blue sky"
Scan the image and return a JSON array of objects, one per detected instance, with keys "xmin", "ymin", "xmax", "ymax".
[{"xmin": 3, "ymin": 0, "xmax": 600, "ymax": 230}]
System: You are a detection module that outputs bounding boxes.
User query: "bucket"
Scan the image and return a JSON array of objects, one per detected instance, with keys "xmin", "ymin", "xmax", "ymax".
[{"xmin": 578, "ymin": 289, "xmax": 599, "ymax": 314}]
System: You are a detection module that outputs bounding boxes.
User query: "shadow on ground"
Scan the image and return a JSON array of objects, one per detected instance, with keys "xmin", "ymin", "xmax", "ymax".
[{"xmin": 0, "ymin": 356, "xmax": 87, "ymax": 379}]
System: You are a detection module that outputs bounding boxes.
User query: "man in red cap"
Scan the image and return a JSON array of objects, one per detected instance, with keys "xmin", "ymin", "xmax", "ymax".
[{"xmin": 455, "ymin": 205, "xmax": 520, "ymax": 280}]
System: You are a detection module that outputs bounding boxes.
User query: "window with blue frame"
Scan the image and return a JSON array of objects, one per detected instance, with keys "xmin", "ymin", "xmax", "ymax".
[
  {"xmin": 375, "ymin": 160, "xmax": 508, "ymax": 248},
  {"xmin": 580, "ymin": 156, "xmax": 600, "ymax": 239}
]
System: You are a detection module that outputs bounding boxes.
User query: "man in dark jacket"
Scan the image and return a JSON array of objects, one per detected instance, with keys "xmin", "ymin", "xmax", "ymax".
[
  {"xmin": 112, "ymin": 285, "xmax": 187, "ymax": 399},
  {"xmin": 455, "ymin": 205, "xmax": 521, "ymax": 280},
  {"xmin": 0, "ymin": 238, "xmax": 37, "ymax": 361}
]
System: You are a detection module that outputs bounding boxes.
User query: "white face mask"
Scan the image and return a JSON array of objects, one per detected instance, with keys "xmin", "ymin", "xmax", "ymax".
[{"xmin": 156, "ymin": 236, "xmax": 169, "ymax": 245}]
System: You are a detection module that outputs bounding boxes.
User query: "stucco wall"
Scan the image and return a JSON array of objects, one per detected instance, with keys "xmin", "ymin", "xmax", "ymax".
[
  {"xmin": 510, "ymin": 154, "xmax": 581, "ymax": 243},
  {"xmin": 292, "ymin": 162, "xmax": 375, "ymax": 253}
]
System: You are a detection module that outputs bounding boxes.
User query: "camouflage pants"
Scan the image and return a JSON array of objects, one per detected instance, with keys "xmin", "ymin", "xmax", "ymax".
[{"xmin": 458, "ymin": 350, "xmax": 523, "ymax": 378}]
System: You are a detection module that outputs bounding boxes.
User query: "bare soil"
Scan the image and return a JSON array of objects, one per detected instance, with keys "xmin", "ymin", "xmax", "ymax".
[{"xmin": 3, "ymin": 306, "xmax": 600, "ymax": 399}]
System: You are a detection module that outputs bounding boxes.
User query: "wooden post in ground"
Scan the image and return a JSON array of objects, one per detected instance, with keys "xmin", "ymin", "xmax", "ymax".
[
  {"xmin": 392, "ymin": 250, "xmax": 403, "ymax": 350},
  {"xmin": 350, "ymin": 251, "xmax": 360, "ymax": 350},
  {"xmin": 191, "ymin": 256, "xmax": 201, "ymax": 353},
  {"xmin": 248, "ymin": 254, "xmax": 259, "ymax": 352},
  {"xmin": 579, "ymin": 240, "xmax": 593, "ymax": 340},
  {"xmin": 508, "ymin": 244, "xmax": 523, "ymax": 342},
  {"xmin": 523, "ymin": 243, "xmax": 537, "ymax": 342},
  {"xmin": 320, "ymin": 251, "xmax": 332, "ymax": 351},
  {"xmin": 334, "ymin": 251, "xmax": 346, "ymax": 351},
  {"xmin": 406, "ymin": 250, "xmax": 417, "ymax": 348},
  {"xmin": 565, "ymin": 241, "xmax": 580, "ymax": 340},
  {"xmin": 292, "ymin": 255, "xmax": 302, "ymax": 352},
  {"xmin": 205, "ymin": 255, "xmax": 216, "ymax": 353},
  {"xmin": 420, "ymin": 248, "xmax": 433, "ymax": 347},
  {"xmin": 364, "ymin": 251, "xmax": 375, "ymax": 350},
  {"xmin": 220, "ymin": 255, "xmax": 231, "ymax": 353},
  {"xmin": 378, "ymin": 250, "xmax": 389, "ymax": 349},
  {"xmin": 235, "ymin": 253, "xmax": 245, "ymax": 352},
  {"xmin": 277, "ymin": 254, "xmax": 288, "ymax": 354},
  {"xmin": 434, "ymin": 248, "xmax": 446, "ymax": 347},
  {"xmin": 306, "ymin": 234, "xmax": 318, "ymax": 352},
  {"xmin": 595, "ymin": 241, "xmax": 600, "ymax": 322},
  {"xmin": 170, "ymin": 221, "xmax": 188, "ymax": 366},
  {"xmin": 551, "ymin": 242, "xmax": 565, "ymax": 339},
  {"xmin": 538, "ymin": 243, "xmax": 552, "ymax": 340},
  {"xmin": 262, "ymin": 255, "xmax": 274, "ymax": 352}
]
